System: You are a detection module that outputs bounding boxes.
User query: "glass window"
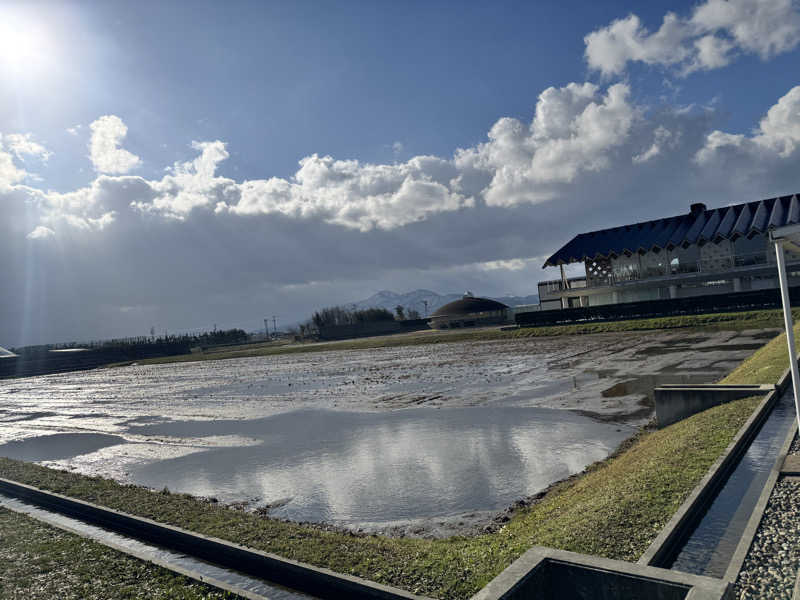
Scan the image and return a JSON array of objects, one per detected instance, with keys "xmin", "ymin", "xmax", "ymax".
[{"xmin": 733, "ymin": 234, "xmax": 767, "ymax": 266}]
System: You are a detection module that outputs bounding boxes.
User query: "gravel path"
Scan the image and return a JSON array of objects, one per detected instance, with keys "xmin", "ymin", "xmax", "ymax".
[{"xmin": 735, "ymin": 437, "xmax": 800, "ymax": 599}]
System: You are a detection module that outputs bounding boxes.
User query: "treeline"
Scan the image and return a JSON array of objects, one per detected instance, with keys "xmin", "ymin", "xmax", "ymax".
[
  {"xmin": 292, "ymin": 306, "xmax": 393, "ymax": 338},
  {"xmin": 11, "ymin": 328, "xmax": 249, "ymax": 354},
  {"xmin": 291, "ymin": 305, "xmax": 425, "ymax": 339}
]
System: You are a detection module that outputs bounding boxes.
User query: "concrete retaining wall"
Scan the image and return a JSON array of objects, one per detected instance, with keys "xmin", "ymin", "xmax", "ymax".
[
  {"xmin": 469, "ymin": 546, "xmax": 731, "ymax": 600},
  {"xmin": 640, "ymin": 369, "xmax": 790, "ymax": 570},
  {"xmin": 726, "ymin": 418, "xmax": 797, "ymax": 583},
  {"xmin": 655, "ymin": 384, "xmax": 775, "ymax": 428},
  {"xmin": 0, "ymin": 477, "xmax": 430, "ymax": 600}
]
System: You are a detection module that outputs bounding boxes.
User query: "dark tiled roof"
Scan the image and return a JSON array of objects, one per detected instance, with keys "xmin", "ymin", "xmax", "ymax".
[
  {"xmin": 431, "ymin": 296, "xmax": 508, "ymax": 318},
  {"xmin": 543, "ymin": 194, "xmax": 800, "ymax": 267}
]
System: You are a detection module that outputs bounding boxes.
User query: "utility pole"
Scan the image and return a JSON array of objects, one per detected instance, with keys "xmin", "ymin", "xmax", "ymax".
[
  {"xmin": 264, "ymin": 318, "xmax": 269, "ymax": 338},
  {"xmin": 272, "ymin": 315, "xmax": 277, "ymax": 336}
]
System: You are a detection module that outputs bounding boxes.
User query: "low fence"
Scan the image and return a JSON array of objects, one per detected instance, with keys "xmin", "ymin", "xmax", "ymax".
[
  {"xmin": 317, "ymin": 319, "xmax": 429, "ymax": 341},
  {"xmin": 0, "ymin": 342, "xmax": 192, "ymax": 379},
  {"xmin": 515, "ymin": 287, "xmax": 800, "ymax": 328}
]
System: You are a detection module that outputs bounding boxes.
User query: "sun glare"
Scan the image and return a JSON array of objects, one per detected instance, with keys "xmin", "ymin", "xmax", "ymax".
[{"xmin": 0, "ymin": 17, "xmax": 52, "ymax": 74}]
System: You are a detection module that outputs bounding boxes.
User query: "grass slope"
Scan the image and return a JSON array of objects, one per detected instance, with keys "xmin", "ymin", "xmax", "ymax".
[{"xmin": 0, "ymin": 507, "xmax": 235, "ymax": 599}]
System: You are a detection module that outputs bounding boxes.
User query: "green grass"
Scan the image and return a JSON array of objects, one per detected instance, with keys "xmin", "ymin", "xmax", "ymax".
[
  {"xmin": 121, "ymin": 307, "xmax": 793, "ymax": 368},
  {"xmin": 2, "ymin": 314, "xmax": 795, "ymax": 598},
  {"xmin": 0, "ymin": 507, "xmax": 236, "ymax": 599}
]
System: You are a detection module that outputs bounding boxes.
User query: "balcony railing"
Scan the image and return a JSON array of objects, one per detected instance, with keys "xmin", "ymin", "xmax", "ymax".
[{"xmin": 539, "ymin": 251, "xmax": 784, "ymax": 295}]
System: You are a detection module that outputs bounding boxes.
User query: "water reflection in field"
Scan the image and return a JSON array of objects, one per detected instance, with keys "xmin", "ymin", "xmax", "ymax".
[{"xmin": 127, "ymin": 406, "xmax": 632, "ymax": 527}]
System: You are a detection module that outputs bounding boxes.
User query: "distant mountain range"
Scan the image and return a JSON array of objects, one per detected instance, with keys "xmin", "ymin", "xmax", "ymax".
[{"xmin": 350, "ymin": 289, "xmax": 539, "ymax": 316}]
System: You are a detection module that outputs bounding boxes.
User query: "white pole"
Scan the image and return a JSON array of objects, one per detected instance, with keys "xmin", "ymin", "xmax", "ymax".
[{"xmin": 775, "ymin": 240, "xmax": 800, "ymax": 430}]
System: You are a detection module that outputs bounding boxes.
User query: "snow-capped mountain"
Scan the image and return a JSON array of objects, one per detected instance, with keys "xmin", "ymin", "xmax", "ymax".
[{"xmin": 350, "ymin": 289, "xmax": 539, "ymax": 316}]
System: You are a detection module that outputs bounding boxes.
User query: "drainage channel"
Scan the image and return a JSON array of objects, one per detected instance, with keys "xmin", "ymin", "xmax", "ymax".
[
  {"xmin": 666, "ymin": 389, "xmax": 797, "ymax": 578},
  {"xmin": 0, "ymin": 494, "xmax": 316, "ymax": 600}
]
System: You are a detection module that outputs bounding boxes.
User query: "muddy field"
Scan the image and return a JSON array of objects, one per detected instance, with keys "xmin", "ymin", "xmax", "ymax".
[{"xmin": 0, "ymin": 328, "xmax": 776, "ymax": 535}]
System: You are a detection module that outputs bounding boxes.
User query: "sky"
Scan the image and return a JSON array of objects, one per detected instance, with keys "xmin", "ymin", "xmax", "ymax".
[{"xmin": 3, "ymin": 0, "xmax": 800, "ymax": 346}]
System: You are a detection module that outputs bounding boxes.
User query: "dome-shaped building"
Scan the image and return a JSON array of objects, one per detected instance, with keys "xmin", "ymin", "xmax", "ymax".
[{"xmin": 429, "ymin": 293, "xmax": 510, "ymax": 329}]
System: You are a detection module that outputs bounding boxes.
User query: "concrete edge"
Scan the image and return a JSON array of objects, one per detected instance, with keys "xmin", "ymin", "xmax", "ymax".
[
  {"xmin": 468, "ymin": 544, "xmax": 731, "ymax": 600},
  {"xmin": 656, "ymin": 385, "xmax": 775, "ymax": 390},
  {"xmin": 0, "ymin": 477, "xmax": 432, "ymax": 600},
  {"xmin": 793, "ymin": 563, "xmax": 800, "ymax": 600},
  {"xmin": 0, "ymin": 498, "xmax": 270, "ymax": 600},
  {"xmin": 638, "ymin": 366, "xmax": 791, "ymax": 567},
  {"xmin": 723, "ymin": 418, "xmax": 798, "ymax": 582}
]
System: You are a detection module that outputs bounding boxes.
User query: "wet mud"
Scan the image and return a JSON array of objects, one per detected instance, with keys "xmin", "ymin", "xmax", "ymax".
[{"xmin": 0, "ymin": 328, "xmax": 777, "ymax": 536}]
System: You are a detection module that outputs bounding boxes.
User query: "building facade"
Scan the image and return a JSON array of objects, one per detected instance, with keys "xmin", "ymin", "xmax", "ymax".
[{"xmin": 539, "ymin": 195, "xmax": 800, "ymax": 310}]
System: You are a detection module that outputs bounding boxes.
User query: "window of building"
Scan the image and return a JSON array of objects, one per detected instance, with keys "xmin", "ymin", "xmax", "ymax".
[
  {"xmin": 611, "ymin": 254, "xmax": 640, "ymax": 282},
  {"xmin": 670, "ymin": 245, "xmax": 700, "ymax": 274},
  {"xmin": 733, "ymin": 234, "xmax": 768, "ymax": 266},
  {"xmin": 640, "ymin": 250, "xmax": 667, "ymax": 278}
]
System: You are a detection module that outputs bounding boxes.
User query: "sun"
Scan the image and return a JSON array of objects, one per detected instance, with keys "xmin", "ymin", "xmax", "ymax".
[{"xmin": 0, "ymin": 17, "xmax": 52, "ymax": 73}]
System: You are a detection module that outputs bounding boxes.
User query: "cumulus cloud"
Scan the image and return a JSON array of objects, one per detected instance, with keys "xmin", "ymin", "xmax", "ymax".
[
  {"xmin": 696, "ymin": 85, "xmax": 800, "ymax": 163},
  {"xmin": 227, "ymin": 153, "xmax": 470, "ymax": 230},
  {"xmin": 0, "ymin": 146, "xmax": 26, "ymax": 187},
  {"xmin": 0, "ymin": 132, "xmax": 48, "ymax": 187},
  {"xmin": 6, "ymin": 79, "xmax": 800, "ymax": 345},
  {"xmin": 633, "ymin": 126, "xmax": 676, "ymax": 164},
  {"xmin": 89, "ymin": 115, "xmax": 141, "ymax": 174},
  {"xmin": 585, "ymin": 0, "xmax": 800, "ymax": 76},
  {"xmin": 2, "ymin": 133, "xmax": 51, "ymax": 161},
  {"xmin": 456, "ymin": 82, "xmax": 638, "ymax": 205}
]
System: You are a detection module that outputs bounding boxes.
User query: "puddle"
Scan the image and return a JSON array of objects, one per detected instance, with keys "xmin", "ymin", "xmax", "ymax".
[
  {"xmin": 0, "ymin": 433, "xmax": 127, "ymax": 462},
  {"xmin": 126, "ymin": 406, "xmax": 632, "ymax": 528}
]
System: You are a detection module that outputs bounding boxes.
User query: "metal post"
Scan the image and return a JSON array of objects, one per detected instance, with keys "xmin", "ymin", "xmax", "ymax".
[{"xmin": 775, "ymin": 240, "xmax": 800, "ymax": 430}]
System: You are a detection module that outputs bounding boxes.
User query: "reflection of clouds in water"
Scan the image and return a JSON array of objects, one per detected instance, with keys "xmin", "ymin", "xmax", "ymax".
[
  {"xmin": 130, "ymin": 408, "xmax": 631, "ymax": 526},
  {"xmin": 46, "ymin": 442, "xmax": 207, "ymax": 482}
]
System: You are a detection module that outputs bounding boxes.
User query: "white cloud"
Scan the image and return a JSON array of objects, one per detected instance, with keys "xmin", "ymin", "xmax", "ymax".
[
  {"xmin": 696, "ymin": 85, "xmax": 800, "ymax": 163},
  {"xmin": 0, "ymin": 147, "xmax": 26, "ymax": 187},
  {"xmin": 26, "ymin": 225, "xmax": 54, "ymax": 239},
  {"xmin": 143, "ymin": 140, "xmax": 237, "ymax": 217},
  {"xmin": 214, "ymin": 152, "xmax": 471, "ymax": 231},
  {"xmin": 585, "ymin": 0, "xmax": 800, "ymax": 76},
  {"xmin": 0, "ymin": 132, "xmax": 46, "ymax": 187},
  {"xmin": 66, "ymin": 125, "xmax": 82, "ymax": 136},
  {"xmin": 5, "ymin": 84, "xmax": 800, "ymax": 345},
  {"xmin": 456, "ymin": 82, "xmax": 638, "ymax": 206},
  {"xmin": 89, "ymin": 115, "xmax": 141, "ymax": 174},
  {"xmin": 3, "ymin": 133, "xmax": 51, "ymax": 161},
  {"xmin": 633, "ymin": 125, "xmax": 675, "ymax": 164}
]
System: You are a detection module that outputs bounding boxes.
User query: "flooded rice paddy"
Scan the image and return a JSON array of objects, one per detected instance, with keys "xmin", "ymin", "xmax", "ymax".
[{"xmin": 0, "ymin": 329, "xmax": 775, "ymax": 535}]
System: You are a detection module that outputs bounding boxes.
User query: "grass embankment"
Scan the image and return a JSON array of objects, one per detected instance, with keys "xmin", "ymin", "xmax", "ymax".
[
  {"xmin": 127, "ymin": 307, "xmax": 793, "ymax": 367},
  {"xmin": 1, "ymin": 320, "xmax": 794, "ymax": 599},
  {"xmin": 0, "ymin": 507, "xmax": 234, "ymax": 599}
]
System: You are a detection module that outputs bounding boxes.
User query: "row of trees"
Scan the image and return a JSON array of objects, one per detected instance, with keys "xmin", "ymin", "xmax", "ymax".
[
  {"xmin": 13, "ymin": 328, "xmax": 250, "ymax": 354},
  {"xmin": 291, "ymin": 304, "xmax": 424, "ymax": 339}
]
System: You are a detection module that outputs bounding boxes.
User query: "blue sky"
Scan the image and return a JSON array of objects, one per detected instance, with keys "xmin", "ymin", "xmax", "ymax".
[{"xmin": 2, "ymin": 0, "xmax": 800, "ymax": 345}]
